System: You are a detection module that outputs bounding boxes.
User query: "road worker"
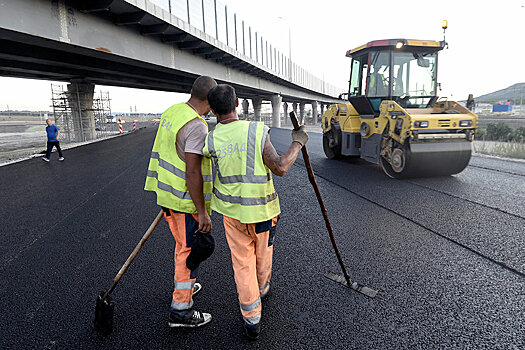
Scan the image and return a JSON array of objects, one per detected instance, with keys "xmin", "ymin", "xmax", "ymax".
[
  {"xmin": 144, "ymin": 75, "xmax": 217, "ymax": 328},
  {"xmin": 203, "ymin": 84, "xmax": 309, "ymax": 339}
]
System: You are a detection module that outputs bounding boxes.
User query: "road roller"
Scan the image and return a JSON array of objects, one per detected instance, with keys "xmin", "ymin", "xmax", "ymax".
[{"xmin": 322, "ymin": 38, "xmax": 478, "ymax": 178}]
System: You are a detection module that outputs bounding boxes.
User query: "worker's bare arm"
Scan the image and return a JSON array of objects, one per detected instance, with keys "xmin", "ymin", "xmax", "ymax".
[
  {"xmin": 262, "ymin": 135, "xmax": 302, "ymax": 177},
  {"xmin": 185, "ymin": 152, "xmax": 212, "ymax": 232}
]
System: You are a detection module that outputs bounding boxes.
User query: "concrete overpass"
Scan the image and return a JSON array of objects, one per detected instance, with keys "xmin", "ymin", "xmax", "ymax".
[{"xmin": 0, "ymin": 0, "xmax": 345, "ymax": 140}]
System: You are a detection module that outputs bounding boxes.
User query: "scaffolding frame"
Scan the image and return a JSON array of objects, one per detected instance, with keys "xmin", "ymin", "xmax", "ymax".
[
  {"xmin": 93, "ymin": 90, "xmax": 113, "ymax": 139},
  {"xmin": 50, "ymin": 84, "xmax": 112, "ymax": 143}
]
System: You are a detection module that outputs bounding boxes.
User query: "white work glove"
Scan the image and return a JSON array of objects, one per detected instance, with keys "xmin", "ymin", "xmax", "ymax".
[{"xmin": 292, "ymin": 125, "xmax": 309, "ymax": 147}]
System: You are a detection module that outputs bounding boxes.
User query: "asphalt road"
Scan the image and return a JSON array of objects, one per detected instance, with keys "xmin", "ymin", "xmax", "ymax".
[{"xmin": 0, "ymin": 126, "xmax": 523, "ymax": 349}]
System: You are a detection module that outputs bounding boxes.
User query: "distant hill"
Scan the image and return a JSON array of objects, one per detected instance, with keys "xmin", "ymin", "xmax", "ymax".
[{"xmin": 475, "ymin": 83, "xmax": 525, "ymax": 104}]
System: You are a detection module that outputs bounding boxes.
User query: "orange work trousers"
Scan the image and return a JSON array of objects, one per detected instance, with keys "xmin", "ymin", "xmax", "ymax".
[
  {"xmin": 164, "ymin": 209, "xmax": 200, "ymax": 311},
  {"xmin": 223, "ymin": 215, "xmax": 278, "ymax": 325}
]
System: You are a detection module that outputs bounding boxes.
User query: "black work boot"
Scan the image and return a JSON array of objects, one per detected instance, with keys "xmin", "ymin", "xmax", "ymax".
[
  {"xmin": 244, "ymin": 322, "xmax": 261, "ymax": 340},
  {"xmin": 168, "ymin": 309, "xmax": 212, "ymax": 328}
]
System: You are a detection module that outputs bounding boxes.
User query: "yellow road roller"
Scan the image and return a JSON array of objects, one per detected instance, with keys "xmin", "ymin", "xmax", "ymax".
[{"xmin": 322, "ymin": 39, "xmax": 478, "ymax": 178}]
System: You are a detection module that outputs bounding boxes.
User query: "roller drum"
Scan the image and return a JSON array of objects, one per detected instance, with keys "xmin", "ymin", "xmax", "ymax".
[{"xmin": 381, "ymin": 141, "xmax": 472, "ymax": 178}]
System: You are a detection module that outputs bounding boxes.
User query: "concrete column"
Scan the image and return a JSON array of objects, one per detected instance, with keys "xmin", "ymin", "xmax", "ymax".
[
  {"xmin": 299, "ymin": 102, "xmax": 305, "ymax": 124},
  {"xmin": 320, "ymin": 103, "xmax": 325, "ymax": 116},
  {"xmin": 292, "ymin": 102, "xmax": 298, "ymax": 116},
  {"xmin": 282, "ymin": 102, "xmax": 288, "ymax": 125},
  {"xmin": 311, "ymin": 101, "xmax": 319, "ymax": 124},
  {"xmin": 270, "ymin": 94, "xmax": 282, "ymax": 128},
  {"xmin": 67, "ymin": 81, "xmax": 96, "ymax": 142},
  {"xmin": 252, "ymin": 97, "xmax": 262, "ymax": 121},
  {"xmin": 242, "ymin": 99, "xmax": 249, "ymax": 120}
]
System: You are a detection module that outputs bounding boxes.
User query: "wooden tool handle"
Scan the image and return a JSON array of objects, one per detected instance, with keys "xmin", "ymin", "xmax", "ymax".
[
  {"xmin": 289, "ymin": 111, "xmax": 301, "ymax": 131},
  {"xmin": 289, "ymin": 112, "xmax": 353, "ymax": 287},
  {"xmin": 104, "ymin": 209, "xmax": 164, "ymax": 298}
]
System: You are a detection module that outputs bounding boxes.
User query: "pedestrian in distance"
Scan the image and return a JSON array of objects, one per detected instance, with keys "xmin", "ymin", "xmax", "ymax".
[
  {"xmin": 203, "ymin": 84, "xmax": 309, "ymax": 340},
  {"xmin": 43, "ymin": 118, "xmax": 64, "ymax": 162},
  {"xmin": 144, "ymin": 75, "xmax": 217, "ymax": 328}
]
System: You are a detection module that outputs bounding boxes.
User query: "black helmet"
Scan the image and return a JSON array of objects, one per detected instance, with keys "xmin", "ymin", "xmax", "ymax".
[{"xmin": 186, "ymin": 231, "xmax": 215, "ymax": 271}]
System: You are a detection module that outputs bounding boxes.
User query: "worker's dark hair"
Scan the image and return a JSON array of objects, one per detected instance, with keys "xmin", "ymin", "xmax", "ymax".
[
  {"xmin": 190, "ymin": 76, "xmax": 217, "ymax": 101},
  {"xmin": 207, "ymin": 84, "xmax": 237, "ymax": 116}
]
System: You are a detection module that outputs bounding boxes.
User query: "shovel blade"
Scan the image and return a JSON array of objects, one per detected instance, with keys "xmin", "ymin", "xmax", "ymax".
[
  {"xmin": 325, "ymin": 272, "xmax": 377, "ymax": 298},
  {"xmin": 94, "ymin": 290, "xmax": 114, "ymax": 334}
]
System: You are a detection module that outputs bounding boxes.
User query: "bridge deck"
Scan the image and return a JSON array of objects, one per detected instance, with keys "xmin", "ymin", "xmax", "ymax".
[{"xmin": 0, "ymin": 0, "xmax": 343, "ymax": 103}]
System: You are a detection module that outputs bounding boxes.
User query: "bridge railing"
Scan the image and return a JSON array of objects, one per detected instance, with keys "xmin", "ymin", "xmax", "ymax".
[{"xmin": 148, "ymin": 0, "xmax": 343, "ymax": 97}]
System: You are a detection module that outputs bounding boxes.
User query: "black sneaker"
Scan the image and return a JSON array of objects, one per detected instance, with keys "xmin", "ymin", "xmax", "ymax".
[
  {"xmin": 244, "ymin": 322, "xmax": 261, "ymax": 340},
  {"xmin": 192, "ymin": 282, "xmax": 202, "ymax": 296},
  {"xmin": 168, "ymin": 310, "xmax": 212, "ymax": 328}
]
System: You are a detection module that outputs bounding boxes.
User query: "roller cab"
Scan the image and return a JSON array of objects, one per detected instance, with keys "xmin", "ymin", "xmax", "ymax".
[{"xmin": 322, "ymin": 39, "xmax": 478, "ymax": 178}]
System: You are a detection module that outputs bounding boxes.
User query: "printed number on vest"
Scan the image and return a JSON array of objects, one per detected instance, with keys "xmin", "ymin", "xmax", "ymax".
[
  {"xmin": 161, "ymin": 118, "xmax": 172, "ymax": 131},
  {"xmin": 216, "ymin": 142, "xmax": 247, "ymax": 158}
]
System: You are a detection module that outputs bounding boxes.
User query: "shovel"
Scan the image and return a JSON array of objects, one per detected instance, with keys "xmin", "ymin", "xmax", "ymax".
[
  {"xmin": 94, "ymin": 209, "xmax": 164, "ymax": 334},
  {"xmin": 289, "ymin": 112, "xmax": 377, "ymax": 298}
]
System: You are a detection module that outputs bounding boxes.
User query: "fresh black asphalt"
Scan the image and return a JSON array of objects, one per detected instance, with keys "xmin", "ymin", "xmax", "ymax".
[{"xmin": 0, "ymin": 125, "xmax": 523, "ymax": 349}]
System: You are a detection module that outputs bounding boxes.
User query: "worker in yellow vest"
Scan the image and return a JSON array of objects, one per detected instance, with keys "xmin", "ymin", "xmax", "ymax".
[
  {"xmin": 203, "ymin": 84, "xmax": 308, "ymax": 340},
  {"xmin": 144, "ymin": 76, "xmax": 217, "ymax": 328}
]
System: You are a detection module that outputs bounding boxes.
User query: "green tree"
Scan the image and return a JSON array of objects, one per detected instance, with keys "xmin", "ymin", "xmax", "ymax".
[
  {"xmin": 511, "ymin": 126, "xmax": 525, "ymax": 142},
  {"xmin": 486, "ymin": 122, "xmax": 512, "ymax": 141},
  {"xmin": 475, "ymin": 129, "xmax": 486, "ymax": 140}
]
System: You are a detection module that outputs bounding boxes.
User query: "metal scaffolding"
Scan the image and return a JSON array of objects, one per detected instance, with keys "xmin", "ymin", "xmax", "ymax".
[
  {"xmin": 50, "ymin": 84, "xmax": 113, "ymax": 143},
  {"xmin": 93, "ymin": 90, "xmax": 113, "ymax": 138}
]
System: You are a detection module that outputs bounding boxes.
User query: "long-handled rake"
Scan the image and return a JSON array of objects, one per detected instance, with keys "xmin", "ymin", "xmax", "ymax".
[
  {"xmin": 290, "ymin": 112, "xmax": 377, "ymax": 298},
  {"xmin": 94, "ymin": 209, "xmax": 164, "ymax": 334}
]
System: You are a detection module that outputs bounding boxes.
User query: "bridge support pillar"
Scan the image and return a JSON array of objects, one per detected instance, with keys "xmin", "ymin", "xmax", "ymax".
[
  {"xmin": 312, "ymin": 101, "xmax": 319, "ymax": 124},
  {"xmin": 252, "ymin": 97, "xmax": 262, "ymax": 121},
  {"xmin": 242, "ymin": 99, "xmax": 250, "ymax": 120},
  {"xmin": 67, "ymin": 81, "xmax": 96, "ymax": 142},
  {"xmin": 299, "ymin": 102, "xmax": 305, "ymax": 124},
  {"xmin": 292, "ymin": 102, "xmax": 298, "ymax": 117},
  {"xmin": 271, "ymin": 94, "xmax": 282, "ymax": 128},
  {"xmin": 282, "ymin": 102, "xmax": 288, "ymax": 125},
  {"xmin": 320, "ymin": 103, "xmax": 325, "ymax": 117}
]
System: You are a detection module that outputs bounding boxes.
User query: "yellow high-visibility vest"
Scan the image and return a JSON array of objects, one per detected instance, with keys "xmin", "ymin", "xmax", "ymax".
[
  {"xmin": 203, "ymin": 120, "xmax": 280, "ymax": 223},
  {"xmin": 144, "ymin": 103, "xmax": 212, "ymax": 214}
]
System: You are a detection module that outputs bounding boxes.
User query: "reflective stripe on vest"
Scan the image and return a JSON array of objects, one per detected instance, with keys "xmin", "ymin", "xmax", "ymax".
[
  {"xmin": 144, "ymin": 103, "xmax": 212, "ymax": 214},
  {"xmin": 207, "ymin": 122, "xmax": 271, "ymax": 184},
  {"xmin": 147, "ymin": 169, "xmax": 212, "ymax": 202},
  {"xmin": 150, "ymin": 151, "xmax": 213, "ymax": 183},
  {"xmin": 204, "ymin": 120, "xmax": 280, "ymax": 223},
  {"xmin": 212, "ymin": 187, "xmax": 276, "ymax": 206}
]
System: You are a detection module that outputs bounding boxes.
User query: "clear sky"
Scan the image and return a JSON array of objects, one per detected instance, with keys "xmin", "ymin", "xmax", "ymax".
[{"xmin": 1, "ymin": 0, "xmax": 524, "ymax": 112}]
